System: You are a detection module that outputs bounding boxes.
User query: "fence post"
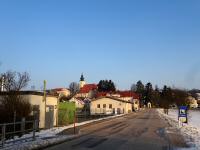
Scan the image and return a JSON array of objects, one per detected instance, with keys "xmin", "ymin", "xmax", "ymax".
[
  {"xmin": 33, "ymin": 120, "xmax": 36, "ymax": 140},
  {"xmin": 21, "ymin": 118, "xmax": 25, "ymax": 135},
  {"xmin": 13, "ymin": 111, "xmax": 16, "ymax": 138},
  {"xmin": 74, "ymin": 110, "xmax": 76, "ymax": 134},
  {"xmin": 85, "ymin": 108, "xmax": 87, "ymax": 120},
  {"xmin": 1, "ymin": 124, "xmax": 6, "ymax": 147}
]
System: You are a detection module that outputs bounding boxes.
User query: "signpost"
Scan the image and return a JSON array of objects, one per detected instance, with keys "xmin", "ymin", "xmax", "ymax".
[{"xmin": 178, "ymin": 106, "xmax": 188, "ymax": 127}]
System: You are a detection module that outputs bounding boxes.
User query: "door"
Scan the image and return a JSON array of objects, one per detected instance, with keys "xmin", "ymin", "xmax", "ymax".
[
  {"xmin": 117, "ymin": 108, "xmax": 121, "ymax": 114},
  {"xmin": 45, "ymin": 105, "xmax": 54, "ymax": 129},
  {"xmin": 33, "ymin": 105, "xmax": 40, "ymax": 129}
]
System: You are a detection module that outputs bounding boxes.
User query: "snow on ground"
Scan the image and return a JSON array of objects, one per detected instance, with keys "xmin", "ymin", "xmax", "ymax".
[
  {"xmin": 157, "ymin": 109, "xmax": 200, "ymax": 150},
  {"xmin": 1, "ymin": 114, "xmax": 125, "ymax": 150}
]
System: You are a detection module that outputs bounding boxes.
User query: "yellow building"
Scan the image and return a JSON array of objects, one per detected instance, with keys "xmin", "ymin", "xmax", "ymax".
[
  {"xmin": 90, "ymin": 97, "xmax": 133, "ymax": 115},
  {"xmin": 0, "ymin": 91, "xmax": 58, "ymax": 129}
]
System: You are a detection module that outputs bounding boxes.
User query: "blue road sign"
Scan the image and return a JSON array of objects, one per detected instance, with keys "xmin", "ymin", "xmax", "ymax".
[{"xmin": 178, "ymin": 106, "xmax": 188, "ymax": 123}]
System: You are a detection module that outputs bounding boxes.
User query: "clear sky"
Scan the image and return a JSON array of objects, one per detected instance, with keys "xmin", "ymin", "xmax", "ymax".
[{"xmin": 0, "ymin": 0, "xmax": 200, "ymax": 90}]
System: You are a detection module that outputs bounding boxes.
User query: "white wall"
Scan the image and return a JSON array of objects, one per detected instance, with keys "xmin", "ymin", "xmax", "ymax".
[{"xmin": 90, "ymin": 97, "xmax": 132, "ymax": 115}]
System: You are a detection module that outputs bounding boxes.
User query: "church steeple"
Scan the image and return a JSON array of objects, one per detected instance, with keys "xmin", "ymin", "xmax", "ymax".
[
  {"xmin": 79, "ymin": 73, "xmax": 86, "ymax": 88},
  {"xmin": 80, "ymin": 73, "xmax": 84, "ymax": 81}
]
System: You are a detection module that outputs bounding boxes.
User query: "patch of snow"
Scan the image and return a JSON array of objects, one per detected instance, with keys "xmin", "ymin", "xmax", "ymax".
[{"xmin": 157, "ymin": 109, "xmax": 200, "ymax": 150}]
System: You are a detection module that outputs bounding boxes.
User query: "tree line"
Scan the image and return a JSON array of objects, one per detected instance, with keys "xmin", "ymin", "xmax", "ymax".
[{"xmin": 131, "ymin": 80, "xmax": 190, "ymax": 108}]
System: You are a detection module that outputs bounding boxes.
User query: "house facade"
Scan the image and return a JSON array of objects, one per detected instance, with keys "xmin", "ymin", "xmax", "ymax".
[
  {"xmin": 96, "ymin": 91, "xmax": 140, "ymax": 111},
  {"xmin": 90, "ymin": 97, "xmax": 133, "ymax": 115},
  {"xmin": 69, "ymin": 97, "xmax": 85, "ymax": 109},
  {"xmin": 187, "ymin": 96, "xmax": 198, "ymax": 108}
]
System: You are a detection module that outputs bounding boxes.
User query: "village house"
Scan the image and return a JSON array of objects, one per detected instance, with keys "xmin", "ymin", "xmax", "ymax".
[
  {"xmin": 0, "ymin": 91, "xmax": 58, "ymax": 129},
  {"xmin": 187, "ymin": 96, "xmax": 198, "ymax": 108},
  {"xmin": 97, "ymin": 91, "xmax": 140, "ymax": 111},
  {"xmin": 50, "ymin": 88, "xmax": 71, "ymax": 99},
  {"xmin": 116, "ymin": 91, "xmax": 140, "ymax": 111},
  {"xmin": 69, "ymin": 97, "xmax": 85, "ymax": 109},
  {"xmin": 90, "ymin": 96, "xmax": 133, "ymax": 115},
  {"xmin": 196, "ymin": 93, "xmax": 200, "ymax": 107}
]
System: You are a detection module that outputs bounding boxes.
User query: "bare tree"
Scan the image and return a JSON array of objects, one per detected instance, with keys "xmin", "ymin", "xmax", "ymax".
[
  {"xmin": 172, "ymin": 89, "xmax": 189, "ymax": 107},
  {"xmin": 2, "ymin": 71, "xmax": 30, "ymax": 91},
  {"xmin": 69, "ymin": 82, "xmax": 79, "ymax": 96},
  {"xmin": 0, "ymin": 70, "xmax": 32, "ymax": 123},
  {"xmin": 0, "ymin": 93, "xmax": 32, "ymax": 123}
]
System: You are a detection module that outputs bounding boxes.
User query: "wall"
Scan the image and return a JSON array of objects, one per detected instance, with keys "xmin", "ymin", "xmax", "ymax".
[{"xmin": 24, "ymin": 95, "xmax": 58, "ymax": 128}]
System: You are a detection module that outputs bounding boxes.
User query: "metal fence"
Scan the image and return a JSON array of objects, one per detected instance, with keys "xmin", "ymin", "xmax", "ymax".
[
  {"xmin": 58, "ymin": 108, "xmax": 115, "ymax": 126},
  {"xmin": 0, "ymin": 119, "xmax": 39, "ymax": 148},
  {"xmin": 75, "ymin": 108, "xmax": 115, "ymax": 123}
]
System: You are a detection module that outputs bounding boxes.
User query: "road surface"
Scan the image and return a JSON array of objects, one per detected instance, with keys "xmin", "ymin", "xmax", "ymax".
[{"xmin": 45, "ymin": 109, "xmax": 188, "ymax": 150}]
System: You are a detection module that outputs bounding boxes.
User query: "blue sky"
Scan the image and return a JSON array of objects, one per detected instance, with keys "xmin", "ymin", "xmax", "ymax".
[{"xmin": 0, "ymin": 0, "xmax": 200, "ymax": 90}]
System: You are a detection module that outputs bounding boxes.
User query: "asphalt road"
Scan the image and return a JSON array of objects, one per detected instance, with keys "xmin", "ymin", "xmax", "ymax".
[{"xmin": 45, "ymin": 109, "xmax": 188, "ymax": 150}]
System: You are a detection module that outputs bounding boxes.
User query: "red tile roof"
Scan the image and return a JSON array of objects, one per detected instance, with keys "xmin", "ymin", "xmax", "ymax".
[
  {"xmin": 117, "ymin": 91, "xmax": 139, "ymax": 99},
  {"xmin": 79, "ymin": 84, "xmax": 98, "ymax": 93},
  {"xmin": 96, "ymin": 92, "xmax": 108, "ymax": 97},
  {"xmin": 96, "ymin": 91, "xmax": 139, "ymax": 99}
]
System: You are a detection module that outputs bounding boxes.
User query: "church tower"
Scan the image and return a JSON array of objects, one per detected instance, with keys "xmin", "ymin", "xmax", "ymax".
[{"xmin": 79, "ymin": 73, "xmax": 86, "ymax": 88}]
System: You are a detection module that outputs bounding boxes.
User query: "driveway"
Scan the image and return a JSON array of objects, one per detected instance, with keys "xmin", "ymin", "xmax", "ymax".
[{"xmin": 45, "ymin": 109, "xmax": 188, "ymax": 150}]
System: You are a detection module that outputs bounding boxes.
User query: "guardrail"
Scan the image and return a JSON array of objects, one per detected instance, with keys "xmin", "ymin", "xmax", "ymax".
[{"xmin": 0, "ymin": 119, "xmax": 39, "ymax": 148}]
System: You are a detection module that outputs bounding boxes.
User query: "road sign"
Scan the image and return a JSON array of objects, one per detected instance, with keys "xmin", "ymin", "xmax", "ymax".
[{"xmin": 178, "ymin": 106, "xmax": 188, "ymax": 124}]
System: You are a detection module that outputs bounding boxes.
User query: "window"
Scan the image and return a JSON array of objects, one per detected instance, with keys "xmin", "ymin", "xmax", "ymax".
[
  {"xmin": 97, "ymin": 104, "xmax": 100, "ymax": 108},
  {"xmin": 103, "ymin": 104, "xmax": 106, "ymax": 108},
  {"xmin": 109, "ymin": 104, "xmax": 112, "ymax": 109}
]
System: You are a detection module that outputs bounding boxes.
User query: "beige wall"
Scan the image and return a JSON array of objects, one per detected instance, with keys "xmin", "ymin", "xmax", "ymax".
[
  {"xmin": 90, "ymin": 97, "xmax": 132, "ymax": 115},
  {"xmin": 23, "ymin": 95, "xmax": 58, "ymax": 128}
]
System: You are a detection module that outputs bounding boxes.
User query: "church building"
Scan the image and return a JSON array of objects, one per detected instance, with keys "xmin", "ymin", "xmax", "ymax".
[{"xmin": 75, "ymin": 74, "xmax": 98, "ymax": 98}]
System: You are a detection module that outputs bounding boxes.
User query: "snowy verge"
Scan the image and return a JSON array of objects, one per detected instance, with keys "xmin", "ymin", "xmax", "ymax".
[
  {"xmin": 157, "ymin": 109, "xmax": 200, "ymax": 150},
  {"xmin": 1, "ymin": 114, "xmax": 126, "ymax": 150}
]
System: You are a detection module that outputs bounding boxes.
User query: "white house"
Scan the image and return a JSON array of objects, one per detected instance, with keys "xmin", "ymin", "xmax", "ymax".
[
  {"xmin": 97, "ymin": 91, "xmax": 140, "ymax": 111},
  {"xmin": 90, "ymin": 97, "xmax": 133, "ymax": 115}
]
